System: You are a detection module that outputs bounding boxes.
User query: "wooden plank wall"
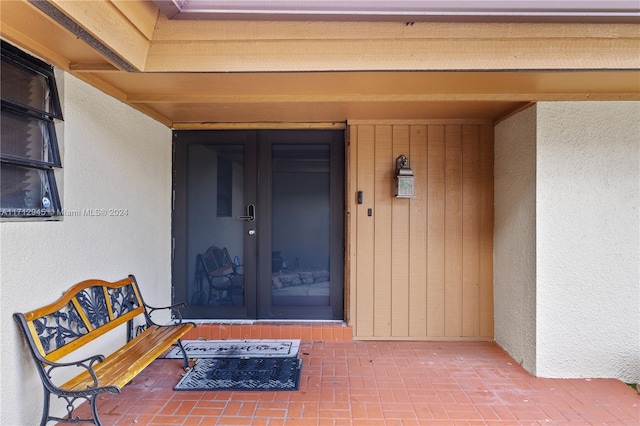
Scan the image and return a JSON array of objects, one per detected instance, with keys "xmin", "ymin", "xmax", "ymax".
[{"xmin": 348, "ymin": 122, "xmax": 494, "ymax": 340}]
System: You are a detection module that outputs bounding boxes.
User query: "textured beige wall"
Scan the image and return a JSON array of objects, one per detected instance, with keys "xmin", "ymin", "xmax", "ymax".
[
  {"xmin": 494, "ymin": 101, "xmax": 640, "ymax": 383},
  {"xmin": 0, "ymin": 72, "xmax": 172, "ymax": 425},
  {"xmin": 536, "ymin": 102, "xmax": 640, "ymax": 381},
  {"xmin": 494, "ymin": 105, "xmax": 538, "ymax": 374}
]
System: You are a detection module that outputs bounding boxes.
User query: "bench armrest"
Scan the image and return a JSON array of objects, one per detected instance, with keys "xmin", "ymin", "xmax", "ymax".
[
  {"xmin": 207, "ymin": 270, "xmax": 243, "ymax": 287},
  {"xmin": 43, "ymin": 354, "xmax": 119, "ymax": 396},
  {"xmin": 214, "ymin": 270, "xmax": 243, "ymax": 279},
  {"xmin": 143, "ymin": 302, "xmax": 191, "ymax": 327}
]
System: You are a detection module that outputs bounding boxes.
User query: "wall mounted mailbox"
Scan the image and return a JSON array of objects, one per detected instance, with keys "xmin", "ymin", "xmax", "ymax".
[{"xmin": 395, "ymin": 155, "xmax": 415, "ymax": 198}]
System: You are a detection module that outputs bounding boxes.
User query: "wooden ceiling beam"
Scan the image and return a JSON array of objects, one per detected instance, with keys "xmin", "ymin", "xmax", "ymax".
[
  {"xmin": 171, "ymin": 122, "xmax": 347, "ymax": 130},
  {"xmin": 126, "ymin": 92, "xmax": 640, "ymax": 104},
  {"xmin": 110, "ymin": 0, "xmax": 159, "ymax": 41},
  {"xmin": 0, "ymin": 19, "xmax": 71, "ymax": 70},
  {"xmin": 69, "ymin": 62, "xmax": 120, "ymax": 72},
  {"xmin": 10, "ymin": 2, "xmax": 640, "ymax": 73},
  {"xmin": 89, "ymin": 70, "xmax": 640, "ymax": 99},
  {"xmin": 145, "ymin": 37, "xmax": 640, "ymax": 72},
  {"xmin": 34, "ymin": 0, "xmax": 153, "ymax": 71},
  {"xmin": 147, "ymin": 17, "xmax": 640, "ymax": 71},
  {"xmin": 152, "ymin": 16, "xmax": 640, "ymax": 41}
]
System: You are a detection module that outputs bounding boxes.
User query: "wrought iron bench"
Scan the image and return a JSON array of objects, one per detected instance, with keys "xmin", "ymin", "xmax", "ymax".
[
  {"xmin": 13, "ymin": 275, "xmax": 196, "ymax": 426},
  {"xmin": 195, "ymin": 246, "xmax": 244, "ymax": 305}
]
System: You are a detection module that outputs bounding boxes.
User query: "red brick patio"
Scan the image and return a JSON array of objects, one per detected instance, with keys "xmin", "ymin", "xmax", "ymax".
[{"xmin": 65, "ymin": 327, "xmax": 639, "ymax": 425}]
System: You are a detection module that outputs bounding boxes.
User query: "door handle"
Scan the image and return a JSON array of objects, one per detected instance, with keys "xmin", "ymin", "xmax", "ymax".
[{"xmin": 237, "ymin": 204, "xmax": 255, "ymax": 222}]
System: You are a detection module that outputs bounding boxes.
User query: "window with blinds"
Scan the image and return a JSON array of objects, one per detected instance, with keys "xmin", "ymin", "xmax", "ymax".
[{"xmin": 1, "ymin": 40, "xmax": 63, "ymax": 218}]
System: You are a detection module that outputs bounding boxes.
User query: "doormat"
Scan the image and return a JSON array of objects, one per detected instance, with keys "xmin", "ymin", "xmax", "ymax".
[
  {"xmin": 164, "ymin": 339, "xmax": 300, "ymax": 359},
  {"xmin": 174, "ymin": 357, "xmax": 302, "ymax": 391}
]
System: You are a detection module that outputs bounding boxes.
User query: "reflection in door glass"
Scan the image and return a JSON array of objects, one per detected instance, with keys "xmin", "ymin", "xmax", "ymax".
[
  {"xmin": 271, "ymin": 144, "xmax": 331, "ymax": 306},
  {"xmin": 187, "ymin": 144, "xmax": 245, "ymax": 307}
]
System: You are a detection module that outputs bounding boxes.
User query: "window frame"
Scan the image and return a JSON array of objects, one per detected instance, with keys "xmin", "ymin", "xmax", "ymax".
[{"xmin": 1, "ymin": 40, "xmax": 63, "ymax": 219}]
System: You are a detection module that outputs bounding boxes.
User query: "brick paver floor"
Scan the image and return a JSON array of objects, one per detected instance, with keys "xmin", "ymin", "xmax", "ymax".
[{"xmin": 67, "ymin": 341, "xmax": 639, "ymax": 425}]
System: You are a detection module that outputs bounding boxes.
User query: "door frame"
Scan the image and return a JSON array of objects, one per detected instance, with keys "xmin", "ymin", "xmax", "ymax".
[{"xmin": 172, "ymin": 129, "xmax": 345, "ymax": 320}]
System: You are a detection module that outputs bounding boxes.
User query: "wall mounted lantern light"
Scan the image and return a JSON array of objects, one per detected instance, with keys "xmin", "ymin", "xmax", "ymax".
[{"xmin": 395, "ymin": 155, "xmax": 415, "ymax": 198}]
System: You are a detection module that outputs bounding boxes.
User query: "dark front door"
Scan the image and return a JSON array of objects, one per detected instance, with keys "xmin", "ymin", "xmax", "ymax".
[{"xmin": 173, "ymin": 130, "xmax": 344, "ymax": 320}]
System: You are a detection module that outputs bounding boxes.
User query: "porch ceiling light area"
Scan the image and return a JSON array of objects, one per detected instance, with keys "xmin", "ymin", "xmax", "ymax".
[{"xmin": 154, "ymin": 0, "xmax": 640, "ymax": 22}]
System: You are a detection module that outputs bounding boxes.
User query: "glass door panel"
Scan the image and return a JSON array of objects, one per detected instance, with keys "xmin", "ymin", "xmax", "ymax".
[
  {"xmin": 173, "ymin": 131, "xmax": 257, "ymax": 319},
  {"xmin": 271, "ymin": 145, "xmax": 331, "ymax": 307},
  {"xmin": 187, "ymin": 144, "xmax": 245, "ymax": 307},
  {"xmin": 257, "ymin": 130, "xmax": 344, "ymax": 320}
]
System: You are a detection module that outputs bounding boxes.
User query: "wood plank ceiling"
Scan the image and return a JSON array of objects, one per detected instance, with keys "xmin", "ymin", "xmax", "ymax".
[{"xmin": 1, "ymin": 0, "xmax": 639, "ymax": 128}]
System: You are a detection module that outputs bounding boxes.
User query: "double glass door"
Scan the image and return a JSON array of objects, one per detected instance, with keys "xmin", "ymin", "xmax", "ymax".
[{"xmin": 173, "ymin": 130, "xmax": 344, "ymax": 320}]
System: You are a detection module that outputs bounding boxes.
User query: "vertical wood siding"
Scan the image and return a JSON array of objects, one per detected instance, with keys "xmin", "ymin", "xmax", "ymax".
[{"xmin": 349, "ymin": 122, "xmax": 494, "ymax": 340}]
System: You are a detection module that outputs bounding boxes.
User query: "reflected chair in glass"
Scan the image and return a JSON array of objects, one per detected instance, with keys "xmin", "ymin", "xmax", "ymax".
[{"xmin": 194, "ymin": 246, "xmax": 244, "ymax": 305}]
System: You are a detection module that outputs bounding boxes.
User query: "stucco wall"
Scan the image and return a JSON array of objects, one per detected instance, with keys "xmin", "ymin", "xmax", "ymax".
[
  {"xmin": 494, "ymin": 101, "xmax": 640, "ymax": 382},
  {"xmin": 494, "ymin": 105, "xmax": 538, "ymax": 373},
  {"xmin": 536, "ymin": 102, "xmax": 640, "ymax": 381},
  {"xmin": 0, "ymin": 72, "xmax": 171, "ymax": 425}
]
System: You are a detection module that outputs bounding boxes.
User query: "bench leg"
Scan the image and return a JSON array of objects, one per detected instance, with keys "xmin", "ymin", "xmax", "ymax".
[
  {"xmin": 40, "ymin": 388, "xmax": 50, "ymax": 426},
  {"xmin": 90, "ymin": 395, "xmax": 103, "ymax": 426},
  {"xmin": 176, "ymin": 339, "xmax": 190, "ymax": 370},
  {"xmin": 41, "ymin": 391, "xmax": 101, "ymax": 426}
]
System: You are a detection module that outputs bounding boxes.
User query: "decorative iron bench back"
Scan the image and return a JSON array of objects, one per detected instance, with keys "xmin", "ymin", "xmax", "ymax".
[
  {"xmin": 17, "ymin": 276, "xmax": 146, "ymax": 363},
  {"xmin": 200, "ymin": 246, "xmax": 234, "ymax": 276}
]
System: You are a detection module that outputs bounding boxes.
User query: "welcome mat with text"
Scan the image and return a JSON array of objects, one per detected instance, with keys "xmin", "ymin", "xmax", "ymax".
[
  {"xmin": 164, "ymin": 339, "xmax": 301, "ymax": 359},
  {"xmin": 174, "ymin": 357, "xmax": 302, "ymax": 391}
]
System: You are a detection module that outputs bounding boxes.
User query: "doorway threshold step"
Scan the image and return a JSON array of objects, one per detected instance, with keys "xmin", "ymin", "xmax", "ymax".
[{"xmin": 183, "ymin": 321, "xmax": 352, "ymax": 342}]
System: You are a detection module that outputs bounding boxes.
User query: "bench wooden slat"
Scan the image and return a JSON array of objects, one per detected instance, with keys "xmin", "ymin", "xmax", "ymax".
[
  {"xmin": 23, "ymin": 278, "xmax": 137, "ymax": 321},
  {"xmin": 61, "ymin": 323, "xmax": 194, "ymax": 391}
]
